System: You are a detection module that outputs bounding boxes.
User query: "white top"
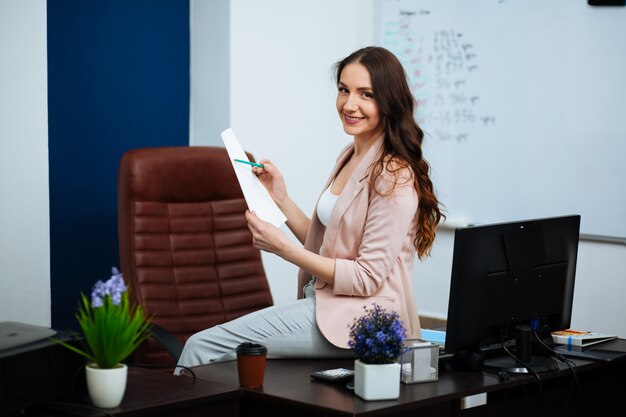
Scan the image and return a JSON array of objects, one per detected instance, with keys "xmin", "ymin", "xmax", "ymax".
[{"xmin": 316, "ymin": 184, "xmax": 339, "ymax": 227}]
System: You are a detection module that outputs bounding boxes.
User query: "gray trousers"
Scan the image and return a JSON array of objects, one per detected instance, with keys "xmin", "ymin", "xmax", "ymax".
[{"xmin": 174, "ymin": 280, "xmax": 353, "ymax": 375}]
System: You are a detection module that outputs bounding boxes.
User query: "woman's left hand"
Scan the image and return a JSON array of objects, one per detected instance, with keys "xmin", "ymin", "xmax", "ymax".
[{"xmin": 245, "ymin": 210, "xmax": 293, "ymax": 256}]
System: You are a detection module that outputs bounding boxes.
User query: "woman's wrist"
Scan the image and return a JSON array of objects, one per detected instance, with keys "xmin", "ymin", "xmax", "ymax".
[
  {"xmin": 282, "ymin": 246, "xmax": 335, "ymax": 285},
  {"xmin": 273, "ymin": 193, "xmax": 291, "ymax": 210},
  {"xmin": 281, "ymin": 199, "xmax": 310, "ymax": 244}
]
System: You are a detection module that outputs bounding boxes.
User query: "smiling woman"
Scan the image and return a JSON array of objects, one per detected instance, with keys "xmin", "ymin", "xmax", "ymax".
[{"xmin": 176, "ymin": 46, "xmax": 445, "ymax": 374}]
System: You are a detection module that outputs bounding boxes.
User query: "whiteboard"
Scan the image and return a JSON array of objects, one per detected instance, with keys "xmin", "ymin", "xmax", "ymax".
[{"xmin": 379, "ymin": 0, "xmax": 626, "ymax": 239}]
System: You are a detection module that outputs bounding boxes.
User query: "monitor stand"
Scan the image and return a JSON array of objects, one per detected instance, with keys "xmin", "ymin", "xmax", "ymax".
[
  {"xmin": 484, "ymin": 324, "xmax": 559, "ymax": 374},
  {"xmin": 484, "ymin": 354, "xmax": 558, "ymax": 374}
]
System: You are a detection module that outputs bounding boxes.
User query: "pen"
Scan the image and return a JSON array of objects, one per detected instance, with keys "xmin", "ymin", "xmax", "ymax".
[{"xmin": 234, "ymin": 159, "xmax": 264, "ymax": 169}]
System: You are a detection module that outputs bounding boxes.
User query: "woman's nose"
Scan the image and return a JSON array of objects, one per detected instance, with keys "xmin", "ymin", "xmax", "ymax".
[{"xmin": 343, "ymin": 95, "xmax": 358, "ymax": 111}]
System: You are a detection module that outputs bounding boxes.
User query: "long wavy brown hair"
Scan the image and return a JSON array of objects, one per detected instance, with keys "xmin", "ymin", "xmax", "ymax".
[{"xmin": 335, "ymin": 46, "xmax": 445, "ymax": 259}]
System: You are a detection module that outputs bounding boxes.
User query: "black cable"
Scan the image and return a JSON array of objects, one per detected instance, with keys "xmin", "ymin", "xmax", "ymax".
[
  {"xmin": 560, "ymin": 360, "xmax": 580, "ymax": 417},
  {"xmin": 501, "ymin": 341, "xmax": 542, "ymax": 417},
  {"xmin": 501, "ymin": 341, "xmax": 543, "ymax": 387},
  {"xmin": 531, "ymin": 330, "xmax": 580, "ymax": 379},
  {"xmin": 126, "ymin": 362, "xmax": 196, "ymax": 379},
  {"xmin": 532, "ymin": 329, "xmax": 583, "ymax": 417}
]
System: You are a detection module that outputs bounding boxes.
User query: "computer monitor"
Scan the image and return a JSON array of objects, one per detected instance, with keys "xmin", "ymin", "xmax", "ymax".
[{"xmin": 444, "ymin": 215, "xmax": 580, "ymax": 374}]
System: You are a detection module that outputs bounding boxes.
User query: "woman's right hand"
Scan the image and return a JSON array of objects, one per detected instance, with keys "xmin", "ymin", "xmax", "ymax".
[
  {"xmin": 252, "ymin": 159, "xmax": 288, "ymax": 204},
  {"xmin": 253, "ymin": 159, "xmax": 311, "ymax": 244}
]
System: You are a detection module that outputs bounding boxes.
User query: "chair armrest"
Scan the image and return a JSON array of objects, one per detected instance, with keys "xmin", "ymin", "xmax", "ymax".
[{"xmin": 148, "ymin": 323, "xmax": 184, "ymax": 363}]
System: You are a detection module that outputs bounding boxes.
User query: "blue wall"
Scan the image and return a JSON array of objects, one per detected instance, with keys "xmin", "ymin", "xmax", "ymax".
[{"xmin": 47, "ymin": 0, "xmax": 190, "ymax": 330}]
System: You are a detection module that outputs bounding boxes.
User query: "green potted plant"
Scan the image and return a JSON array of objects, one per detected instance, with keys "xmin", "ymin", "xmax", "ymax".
[
  {"xmin": 348, "ymin": 303, "xmax": 407, "ymax": 400},
  {"xmin": 54, "ymin": 267, "xmax": 151, "ymax": 408}
]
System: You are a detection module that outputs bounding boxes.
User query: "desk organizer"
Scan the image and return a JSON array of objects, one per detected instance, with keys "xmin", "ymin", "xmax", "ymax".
[{"xmin": 400, "ymin": 339, "xmax": 439, "ymax": 384}]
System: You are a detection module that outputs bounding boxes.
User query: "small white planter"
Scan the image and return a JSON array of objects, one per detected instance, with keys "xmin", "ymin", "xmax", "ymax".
[
  {"xmin": 85, "ymin": 363, "xmax": 128, "ymax": 408},
  {"xmin": 354, "ymin": 359, "xmax": 401, "ymax": 401}
]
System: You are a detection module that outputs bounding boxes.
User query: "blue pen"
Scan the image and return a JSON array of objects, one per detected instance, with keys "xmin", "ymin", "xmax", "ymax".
[{"xmin": 234, "ymin": 159, "xmax": 264, "ymax": 169}]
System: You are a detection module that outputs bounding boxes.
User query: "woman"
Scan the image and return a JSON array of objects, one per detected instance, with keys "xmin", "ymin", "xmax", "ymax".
[{"xmin": 175, "ymin": 46, "xmax": 443, "ymax": 373}]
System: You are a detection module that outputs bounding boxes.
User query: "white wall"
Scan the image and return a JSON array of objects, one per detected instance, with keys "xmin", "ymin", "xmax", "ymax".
[
  {"xmin": 189, "ymin": 0, "xmax": 230, "ymax": 146},
  {"xmin": 0, "ymin": 0, "xmax": 50, "ymax": 326}
]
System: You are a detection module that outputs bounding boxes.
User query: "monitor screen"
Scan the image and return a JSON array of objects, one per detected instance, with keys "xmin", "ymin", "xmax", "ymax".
[{"xmin": 444, "ymin": 215, "xmax": 580, "ymax": 373}]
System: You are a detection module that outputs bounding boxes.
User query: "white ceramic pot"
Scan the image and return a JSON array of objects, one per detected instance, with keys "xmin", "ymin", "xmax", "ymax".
[
  {"xmin": 354, "ymin": 359, "xmax": 401, "ymax": 401},
  {"xmin": 85, "ymin": 363, "xmax": 128, "ymax": 408}
]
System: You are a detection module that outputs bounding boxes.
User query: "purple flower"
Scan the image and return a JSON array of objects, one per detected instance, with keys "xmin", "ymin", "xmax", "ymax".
[
  {"xmin": 90, "ymin": 267, "xmax": 128, "ymax": 308},
  {"xmin": 91, "ymin": 280, "xmax": 108, "ymax": 306},
  {"xmin": 91, "ymin": 290, "xmax": 104, "ymax": 307},
  {"xmin": 348, "ymin": 303, "xmax": 407, "ymax": 364}
]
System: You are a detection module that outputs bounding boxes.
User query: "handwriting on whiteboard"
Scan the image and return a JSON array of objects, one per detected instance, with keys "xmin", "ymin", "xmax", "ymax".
[{"xmin": 381, "ymin": 6, "xmax": 496, "ymax": 143}]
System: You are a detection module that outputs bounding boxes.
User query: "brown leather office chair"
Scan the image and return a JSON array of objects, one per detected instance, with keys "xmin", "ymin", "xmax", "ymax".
[{"xmin": 117, "ymin": 146, "xmax": 273, "ymax": 365}]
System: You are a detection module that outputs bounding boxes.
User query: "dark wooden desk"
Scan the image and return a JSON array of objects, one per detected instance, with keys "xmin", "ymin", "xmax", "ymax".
[
  {"xmin": 29, "ymin": 340, "xmax": 626, "ymax": 417},
  {"xmin": 26, "ymin": 366, "xmax": 240, "ymax": 417},
  {"xmin": 189, "ymin": 339, "xmax": 626, "ymax": 417}
]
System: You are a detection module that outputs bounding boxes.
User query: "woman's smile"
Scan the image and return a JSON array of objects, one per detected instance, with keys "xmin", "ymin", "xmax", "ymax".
[{"xmin": 343, "ymin": 114, "xmax": 366, "ymax": 125}]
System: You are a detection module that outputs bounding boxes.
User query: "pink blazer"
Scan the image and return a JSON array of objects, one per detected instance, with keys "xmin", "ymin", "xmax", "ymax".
[{"xmin": 297, "ymin": 136, "xmax": 421, "ymax": 348}]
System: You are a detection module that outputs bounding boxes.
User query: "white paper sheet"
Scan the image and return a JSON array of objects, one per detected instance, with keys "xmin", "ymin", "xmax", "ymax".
[{"xmin": 221, "ymin": 128, "xmax": 287, "ymax": 227}]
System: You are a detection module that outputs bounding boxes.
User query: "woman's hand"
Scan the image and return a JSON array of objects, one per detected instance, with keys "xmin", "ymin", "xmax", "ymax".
[
  {"xmin": 246, "ymin": 211, "xmax": 336, "ymax": 284},
  {"xmin": 252, "ymin": 160, "xmax": 288, "ymax": 204},
  {"xmin": 245, "ymin": 210, "xmax": 293, "ymax": 257},
  {"xmin": 251, "ymin": 158, "xmax": 311, "ymax": 246}
]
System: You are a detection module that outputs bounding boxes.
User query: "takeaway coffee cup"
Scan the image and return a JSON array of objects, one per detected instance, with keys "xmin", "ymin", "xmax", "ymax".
[{"xmin": 236, "ymin": 342, "xmax": 268, "ymax": 389}]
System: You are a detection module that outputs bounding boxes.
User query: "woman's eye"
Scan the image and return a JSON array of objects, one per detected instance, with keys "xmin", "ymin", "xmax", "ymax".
[
  {"xmin": 338, "ymin": 86, "xmax": 348, "ymax": 94},
  {"xmin": 362, "ymin": 92, "xmax": 374, "ymax": 99}
]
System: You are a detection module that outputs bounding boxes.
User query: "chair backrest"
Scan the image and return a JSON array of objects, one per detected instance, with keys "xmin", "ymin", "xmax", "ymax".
[{"xmin": 117, "ymin": 146, "xmax": 273, "ymax": 365}]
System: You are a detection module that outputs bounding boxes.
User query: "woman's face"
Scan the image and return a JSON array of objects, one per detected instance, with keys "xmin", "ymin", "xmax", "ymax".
[{"xmin": 336, "ymin": 62, "xmax": 382, "ymax": 142}]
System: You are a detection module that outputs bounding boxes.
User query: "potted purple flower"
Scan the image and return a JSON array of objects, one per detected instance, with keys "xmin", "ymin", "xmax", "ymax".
[
  {"xmin": 54, "ymin": 267, "xmax": 151, "ymax": 408},
  {"xmin": 348, "ymin": 303, "xmax": 407, "ymax": 400}
]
